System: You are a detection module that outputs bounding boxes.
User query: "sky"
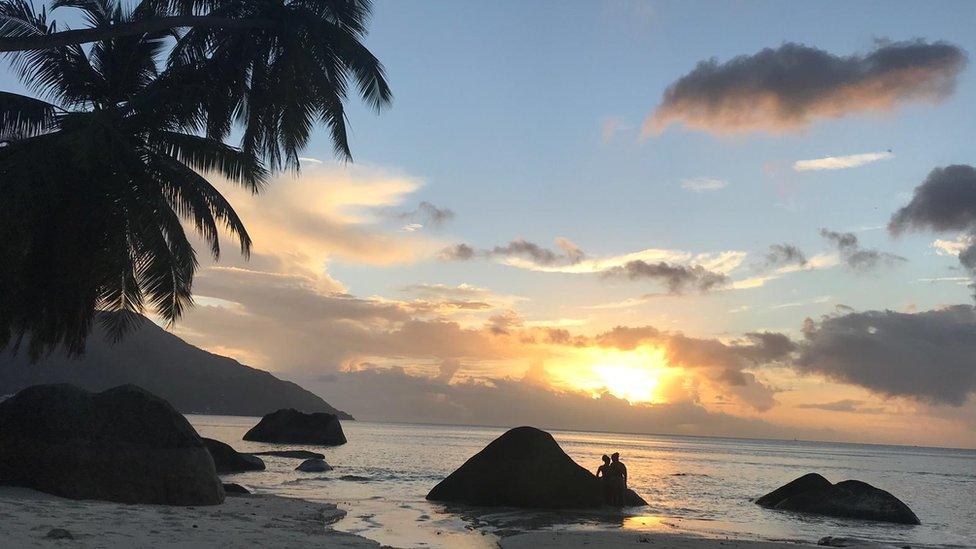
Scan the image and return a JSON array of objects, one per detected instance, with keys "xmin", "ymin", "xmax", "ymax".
[{"xmin": 27, "ymin": 0, "xmax": 976, "ymax": 447}]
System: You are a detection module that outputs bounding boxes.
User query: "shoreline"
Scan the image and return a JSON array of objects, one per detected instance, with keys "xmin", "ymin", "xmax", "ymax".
[{"xmin": 1, "ymin": 485, "xmax": 924, "ymax": 549}]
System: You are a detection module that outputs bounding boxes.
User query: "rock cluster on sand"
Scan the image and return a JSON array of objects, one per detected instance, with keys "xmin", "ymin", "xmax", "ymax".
[
  {"xmin": 203, "ymin": 438, "xmax": 266, "ymax": 474},
  {"xmin": 0, "ymin": 384, "xmax": 223, "ymax": 505},
  {"xmin": 756, "ymin": 473, "xmax": 920, "ymax": 525},
  {"xmin": 243, "ymin": 408, "xmax": 346, "ymax": 445},
  {"xmin": 427, "ymin": 426, "xmax": 647, "ymax": 509},
  {"xmin": 295, "ymin": 458, "xmax": 332, "ymax": 472}
]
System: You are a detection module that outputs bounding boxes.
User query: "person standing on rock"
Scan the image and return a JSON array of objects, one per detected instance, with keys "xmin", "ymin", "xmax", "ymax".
[
  {"xmin": 610, "ymin": 452, "xmax": 628, "ymax": 505},
  {"xmin": 596, "ymin": 455, "xmax": 613, "ymax": 504}
]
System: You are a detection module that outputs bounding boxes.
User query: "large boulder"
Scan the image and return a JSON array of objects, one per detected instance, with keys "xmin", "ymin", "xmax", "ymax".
[
  {"xmin": 202, "ymin": 438, "xmax": 265, "ymax": 474},
  {"xmin": 755, "ymin": 473, "xmax": 832, "ymax": 507},
  {"xmin": 757, "ymin": 474, "xmax": 920, "ymax": 525},
  {"xmin": 0, "ymin": 384, "xmax": 223, "ymax": 505},
  {"xmin": 426, "ymin": 426, "xmax": 647, "ymax": 509},
  {"xmin": 243, "ymin": 409, "xmax": 346, "ymax": 445}
]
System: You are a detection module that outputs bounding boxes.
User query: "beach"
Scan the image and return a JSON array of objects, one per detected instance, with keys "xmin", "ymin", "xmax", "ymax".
[
  {"xmin": 1, "ymin": 486, "xmax": 913, "ymax": 549},
  {"xmin": 0, "ymin": 487, "xmax": 378, "ymax": 548}
]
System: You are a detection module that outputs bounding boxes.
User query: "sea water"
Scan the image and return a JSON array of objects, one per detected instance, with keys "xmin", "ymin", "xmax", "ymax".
[{"xmin": 189, "ymin": 416, "xmax": 976, "ymax": 548}]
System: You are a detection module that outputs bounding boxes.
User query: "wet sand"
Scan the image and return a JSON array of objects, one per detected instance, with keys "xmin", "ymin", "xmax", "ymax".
[{"xmin": 0, "ymin": 486, "xmax": 378, "ymax": 548}]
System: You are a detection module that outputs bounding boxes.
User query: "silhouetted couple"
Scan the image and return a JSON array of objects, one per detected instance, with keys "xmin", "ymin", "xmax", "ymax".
[{"xmin": 596, "ymin": 452, "xmax": 628, "ymax": 506}]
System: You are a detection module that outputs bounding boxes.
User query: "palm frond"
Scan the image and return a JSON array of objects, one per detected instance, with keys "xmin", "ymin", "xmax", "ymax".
[{"xmin": 0, "ymin": 90, "xmax": 59, "ymax": 139}]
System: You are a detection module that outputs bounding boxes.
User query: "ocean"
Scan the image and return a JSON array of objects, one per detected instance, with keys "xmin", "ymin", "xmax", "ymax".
[{"xmin": 189, "ymin": 416, "xmax": 976, "ymax": 548}]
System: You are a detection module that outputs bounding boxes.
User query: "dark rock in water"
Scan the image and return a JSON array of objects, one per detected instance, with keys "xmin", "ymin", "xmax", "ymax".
[
  {"xmin": 0, "ymin": 384, "xmax": 223, "ymax": 505},
  {"xmin": 202, "ymin": 438, "xmax": 266, "ymax": 474},
  {"xmin": 222, "ymin": 483, "xmax": 250, "ymax": 494},
  {"xmin": 755, "ymin": 473, "xmax": 832, "ymax": 507},
  {"xmin": 249, "ymin": 450, "xmax": 325, "ymax": 460},
  {"xmin": 243, "ymin": 409, "xmax": 346, "ymax": 445},
  {"xmin": 44, "ymin": 528, "xmax": 73, "ymax": 540},
  {"xmin": 426, "ymin": 426, "xmax": 647, "ymax": 509},
  {"xmin": 295, "ymin": 458, "xmax": 332, "ymax": 472},
  {"xmin": 758, "ymin": 474, "xmax": 920, "ymax": 525}
]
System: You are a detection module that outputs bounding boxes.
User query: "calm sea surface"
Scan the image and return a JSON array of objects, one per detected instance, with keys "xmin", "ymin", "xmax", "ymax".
[{"xmin": 189, "ymin": 416, "xmax": 976, "ymax": 548}]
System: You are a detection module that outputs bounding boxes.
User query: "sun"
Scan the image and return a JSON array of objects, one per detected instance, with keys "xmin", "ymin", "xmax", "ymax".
[{"xmin": 564, "ymin": 345, "xmax": 672, "ymax": 404}]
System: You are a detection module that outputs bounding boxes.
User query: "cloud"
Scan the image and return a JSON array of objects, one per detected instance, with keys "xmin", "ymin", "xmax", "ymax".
[
  {"xmin": 820, "ymin": 228, "xmax": 906, "ymax": 272},
  {"xmin": 303, "ymin": 367, "xmax": 831, "ymax": 440},
  {"xmin": 600, "ymin": 116, "xmax": 630, "ymax": 143},
  {"xmin": 601, "ymin": 260, "xmax": 729, "ymax": 293},
  {"xmin": 796, "ymin": 399, "xmax": 885, "ymax": 414},
  {"xmin": 489, "ymin": 237, "xmax": 586, "ymax": 266},
  {"xmin": 647, "ymin": 40, "xmax": 966, "ymax": 135},
  {"xmin": 764, "ymin": 243, "xmax": 808, "ymax": 268},
  {"xmin": 793, "ymin": 151, "xmax": 894, "ymax": 171},
  {"xmin": 889, "ymin": 165, "xmax": 976, "ymax": 289},
  {"xmin": 396, "ymin": 201, "xmax": 455, "ymax": 230},
  {"xmin": 438, "ymin": 243, "xmax": 476, "ymax": 261},
  {"xmin": 797, "ymin": 305, "xmax": 976, "ymax": 406},
  {"xmin": 204, "ymin": 163, "xmax": 443, "ymax": 278},
  {"xmin": 681, "ymin": 177, "xmax": 728, "ymax": 192},
  {"xmin": 583, "ymin": 326, "xmax": 795, "ymax": 411}
]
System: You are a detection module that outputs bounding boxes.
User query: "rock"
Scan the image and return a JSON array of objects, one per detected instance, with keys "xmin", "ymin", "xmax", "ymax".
[
  {"xmin": 243, "ymin": 409, "xmax": 346, "ymax": 445},
  {"xmin": 755, "ymin": 473, "xmax": 832, "ymax": 507},
  {"xmin": 44, "ymin": 528, "xmax": 73, "ymax": 540},
  {"xmin": 295, "ymin": 459, "xmax": 332, "ymax": 472},
  {"xmin": 0, "ymin": 384, "xmax": 223, "ymax": 505},
  {"xmin": 248, "ymin": 450, "xmax": 325, "ymax": 460},
  {"xmin": 426, "ymin": 426, "xmax": 647, "ymax": 509},
  {"xmin": 758, "ymin": 474, "xmax": 920, "ymax": 525},
  {"xmin": 202, "ymin": 438, "xmax": 266, "ymax": 474},
  {"xmin": 222, "ymin": 482, "xmax": 250, "ymax": 494}
]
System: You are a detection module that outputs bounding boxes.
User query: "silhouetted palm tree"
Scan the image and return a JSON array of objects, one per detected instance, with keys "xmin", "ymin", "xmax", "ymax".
[{"xmin": 0, "ymin": 0, "xmax": 390, "ymax": 358}]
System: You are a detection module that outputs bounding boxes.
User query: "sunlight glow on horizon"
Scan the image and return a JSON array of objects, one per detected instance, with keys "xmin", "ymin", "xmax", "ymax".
[{"xmin": 559, "ymin": 346, "xmax": 675, "ymax": 405}]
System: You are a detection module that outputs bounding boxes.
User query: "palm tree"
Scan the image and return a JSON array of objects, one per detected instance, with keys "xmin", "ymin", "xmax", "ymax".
[{"xmin": 0, "ymin": 0, "xmax": 391, "ymax": 359}]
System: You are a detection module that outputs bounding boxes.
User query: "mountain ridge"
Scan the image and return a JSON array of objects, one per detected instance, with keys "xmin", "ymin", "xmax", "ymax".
[{"xmin": 0, "ymin": 318, "xmax": 352, "ymax": 419}]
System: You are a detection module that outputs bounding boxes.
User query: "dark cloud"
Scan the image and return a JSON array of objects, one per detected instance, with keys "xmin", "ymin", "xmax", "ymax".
[
  {"xmin": 438, "ymin": 243, "xmax": 476, "ymax": 261},
  {"xmin": 601, "ymin": 260, "xmax": 728, "ymax": 293},
  {"xmin": 889, "ymin": 165, "xmax": 976, "ymax": 290},
  {"xmin": 820, "ymin": 228, "xmax": 906, "ymax": 272},
  {"xmin": 438, "ymin": 238, "xmax": 585, "ymax": 267},
  {"xmin": 489, "ymin": 237, "xmax": 586, "ymax": 266},
  {"xmin": 397, "ymin": 201, "xmax": 455, "ymax": 228},
  {"xmin": 648, "ymin": 40, "xmax": 967, "ymax": 134},
  {"xmin": 890, "ymin": 165, "xmax": 976, "ymax": 235},
  {"xmin": 764, "ymin": 243, "xmax": 807, "ymax": 268},
  {"xmin": 797, "ymin": 306, "xmax": 976, "ymax": 406},
  {"xmin": 796, "ymin": 399, "xmax": 884, "ymax": 414}
]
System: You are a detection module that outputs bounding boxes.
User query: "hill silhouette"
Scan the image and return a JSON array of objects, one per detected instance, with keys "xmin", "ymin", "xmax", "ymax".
[{"xmin": 0, "ymin": 317, "xmax": 351, "ymax": 419}]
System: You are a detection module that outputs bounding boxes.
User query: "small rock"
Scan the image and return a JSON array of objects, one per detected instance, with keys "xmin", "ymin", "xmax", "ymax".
[
  {"xmin": 222, "ymin": 483, "xmax": 251, "ymax": 494},
  {"xmin": 295, "ymin": 458, "xmax": 332, "ymax": 472},
  {"xmin": 44, "ymin": 528, "xmax": 73, "ymax": 540}
]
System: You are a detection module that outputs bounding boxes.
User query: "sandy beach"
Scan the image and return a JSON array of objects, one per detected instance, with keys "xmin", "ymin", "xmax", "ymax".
[
  {"xmin": 499, "ymin": 531, "xmax": 907, "ymax": 549},
  {"xmin": 0, "ymin": 487, "xmax": 378, "ymax": 548},
  {"xmin": 0, "ymin": 485, "xmax": 933, "ymax": 549}
]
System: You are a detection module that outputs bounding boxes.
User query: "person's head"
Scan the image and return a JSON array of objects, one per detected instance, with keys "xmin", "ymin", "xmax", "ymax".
[
  {"xmin": 601, "ymin": 454, "xmax": 610, "ymax": 464},
  {"xmin": 611, "ymin": 452, "xmax": 620, "ymax": 462}
]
